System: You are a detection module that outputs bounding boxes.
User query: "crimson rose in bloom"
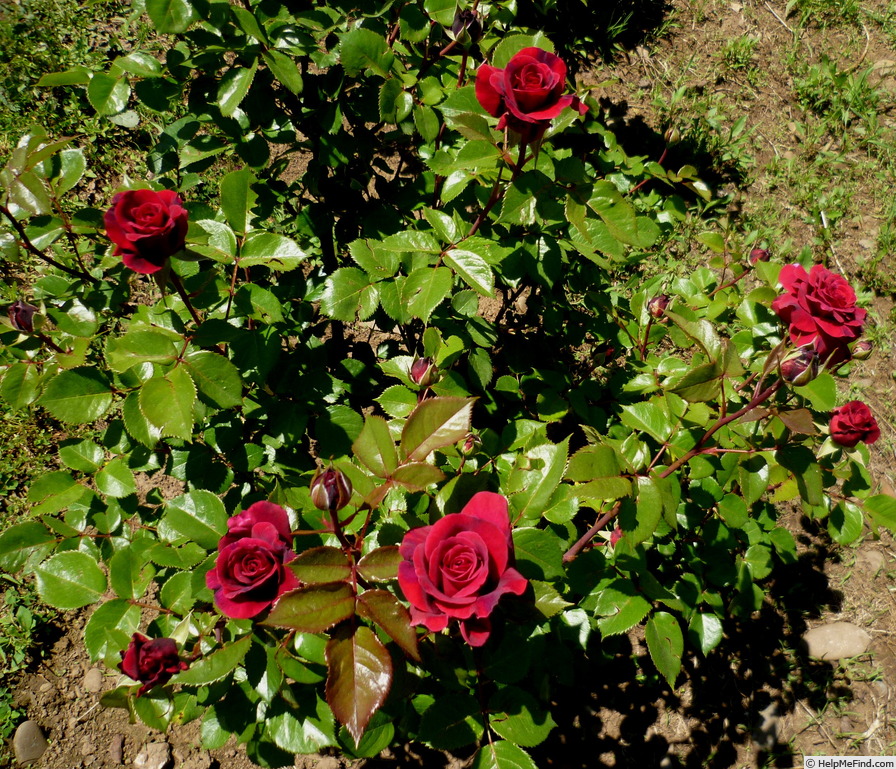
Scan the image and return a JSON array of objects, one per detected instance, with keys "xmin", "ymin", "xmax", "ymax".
[
  {"xmin": 398, "ymin": 491, "xmax": 528, "ymax": 647},
  {"xmin": 118, "ymin": 633, "xmax": 188, "ymax": 696},
  {"xmin": 771, "ymin": 264, "xmax": 866, "ymax": 365},
  {"xmin": 830, "ymin": 401, "xmax": 880, "ymax": 447},
  {"xmin": 475, "ymin": 47, "xmax": 587, "ymax": 143},
  {"xmin": 104, "ymin": 189, "xmax": 188, "ymax": 274},
  {"xmin": 206, "ymin": 501, "xmax": 299, "ymax": 620}
]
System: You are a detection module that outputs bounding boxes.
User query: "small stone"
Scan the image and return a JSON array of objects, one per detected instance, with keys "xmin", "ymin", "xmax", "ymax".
[
  {"xmin": 39, "ymin": 683, "xmax": 53, "ymax": 693},
  {"xmin": 110, "ymin": 735, "xmax": 124, "ymax": 765},
  {"xmin": 753, "ymin": 702, "xmax": 779, "ymax": 749},
  {"xmin": 134, "ymin": 742, "xmax": 171, "ymax": 769},
  {"xmin": 803, "ymin": 622, "xmax": 872, "ymax": 661},
  {"xmin": 14, "ymin": 721, "xmax": 49, "ymax": 764},
  {"xmin": 83, "ymin": 668, "xmax": 104, "ymax": 693},
  {"xmin": 857, "ymin": 548, "xmax": 887, "ymax": 575},
  {"xmin": 82, "ymin": 740, "xmax": 96, "ymax": 757}
]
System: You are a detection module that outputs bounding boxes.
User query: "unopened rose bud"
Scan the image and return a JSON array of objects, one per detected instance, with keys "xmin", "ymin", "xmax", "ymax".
[
  {"xmin": 610, "ymin": 526, "xmax": 623, "ymax": 546},
  {"xmin": 664, "ymin": 127, "xmax": 681, "ymax": 145},
  {"xmin": 647, "ymin": 295, "xmax": 670, "ymax": 319},
  {"xmin": 310, "ymin": 467, "xmax": 353, "ymax": 512},
  {"xmin": 7, "ymin": 300, "xmax": 37, "ymax": 333},
  {"xmin": 410, "ymin": 357, "xmax": 438, "ymax": 388},
  {"xmin": 780, "ymin": 347, "xmax": 819, "ymax": 386},
  {"xmin": 852, "ymin": 339, "xmax": 873, "ymax": 360},
  {"xmin": 461, "ymin": 433, "xmax": 481, "ymax": 456},
  {"xmin": 450, "ymin": 8, "xmax": 482, "ymax": 45},
  {"xmin": 750, "ymin": 248, "xmax": 771, "ymax": 264}
]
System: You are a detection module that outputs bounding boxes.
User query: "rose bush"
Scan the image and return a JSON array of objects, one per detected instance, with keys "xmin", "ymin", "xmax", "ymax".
[
  {"xmin": 118, "ymin": 634, "xmax": 188, "ymax": 697},
  {"xmin": 475, "ymin": 47, "xmax": 587, "ymax": 142},
  {"xmin": 830, "ymin": 401, "xmax": 881, "ymax": 447},
  {"xmin": 398, "ymin": 492, "xmax": 528, "ymax": 647},
  {"xmin": 771, "ymin": 263, "xmax": 867, "ymax": 365},
  {"xmin": 206, "ymin": 503, "xmax": 300, "ymax": 619},
  {"xmin": 103, "ymin": 189, "xmax": 188, "ymax": 274}
]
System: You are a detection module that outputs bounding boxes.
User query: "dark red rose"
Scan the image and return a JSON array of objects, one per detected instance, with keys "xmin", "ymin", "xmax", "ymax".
[
  {"xmin": 7, "ymin": 300, "xmax": 37, "ymax": 333},
  {"xmin": 398, "ymin": 492, "xmax": 528, "ymax": 647},
  {"xmin": 750, "ymin": 248, "xmax": 771, "ymax": 264},
  {"xmin": 475, "ymin": 48, "xmax": 588, "ymax": 143},
  {"xmin": 647, "ymin": 294, "xmax": 670, "ymax": 319},
  {"xmin": 779, "ymin": 346, "xmax": 819, "ymax": 386},
  {"xmin": 207, "ymin": 508, "xmax": 299, "ymax": 620},
  {"xmin": 104, "ymin": 189, "xmax": 188, "ymax": 275},
  {"xmin": 219, "ymin": 501, "xmax": 293, "ymax": 550},
  {"xmin": 118, "ymin": 633, "xmax": 188, "ymax": 696},
  {"xmin": 771, "ymin": 264, "xmax": 866, "ymax": 366},
  {"xmin": 830, "ymin": 401, "xmax": 880, "ymax": 448},
  {"xmin": 410, "ymin": 357, "xmax": 438, "ymax": 387}
]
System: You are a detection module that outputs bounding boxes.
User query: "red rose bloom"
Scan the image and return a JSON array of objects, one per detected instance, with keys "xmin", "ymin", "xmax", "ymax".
[
  {"xmin": 830, "ymin": 401, "xmax": 880, "ymax": 447},
  {"xmin": 118, "ymin": 633, "xmax": 188, "ymax": 696},
  {"xmin": 104, "ymin": 189, "xmax": 188, "ymax": 274},
  {"xmin": 771, "ymin": 264, "xmax": 866, "ymax": 366},
  {"xmin": 398, "ymin": 491, "xmax": 528, "ymax": 647},
  {"xmin": 206, "ymin": 503, "xmax": 299, "ymax": 620},
  {"xmin": 475, "ymin": 47, "xmax": 588, "ymax": 143}
]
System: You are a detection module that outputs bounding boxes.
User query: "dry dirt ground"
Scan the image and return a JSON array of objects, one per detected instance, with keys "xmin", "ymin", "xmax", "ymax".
[{"xmin": 9, "ymin": 0, "xmax": 896, "ymax": 767}]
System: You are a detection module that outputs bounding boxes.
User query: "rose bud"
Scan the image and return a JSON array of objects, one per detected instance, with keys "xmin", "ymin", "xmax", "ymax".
[
  {"xmin": 7, "ymin": 300, "xmax": 37, "ymax": 333},
  {"xmin": 851, "ymin": 339, "xmax": 873, "ymax": 360},
  {"xmin": 310, "ymin": 466, "xmax": 353, "ymax": 512},
  {"xmin": 461, "ymin": 433, "xmax": 481, "ymax": 456},
  {"xmin": 663, "ymin": 127, "xmax": 681, "ymax": 145},
  {"xmin": 830, "ymin": 400, "xmax": 880, "ymax": 447},
  {"xmin": 780, "ymin": 347, "xmax": 819, "ymax": 386},
  {"xmin": 647, "ymin": 294, "xmax": 670, "ymax": 319},
  {"xmin": 118, "ymin": 633, "xmax": 188, "ymax": 696},
  {"xmin": 609, "ymin": 526, "xmax": 623, "ymax": 547},
  {"xmin": 750, "ymin": 248, "xmax": 771, "ymax": 264},
  {"xmin": 450, "ymin": 8, "xmax": 482, "ymax": 45},
  {"xmin": 410, "ymin": 357, "xmax": 438, "ymax": 388},
  {"xmin": 104, "ymin": 189, "xmax": 188, "ymax": 275},
  {"xmin": 398, "ymin": 492, "xmax": 528, "ymax": 647}
]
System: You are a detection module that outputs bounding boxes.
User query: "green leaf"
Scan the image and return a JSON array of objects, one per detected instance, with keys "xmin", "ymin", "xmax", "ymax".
[
  {"xmin": 219, "ymin": 168, "xmax": 257, "ymax": 235},
  {"xmin": 532, "ymin": 580, "xmax": 572, "ymax": 618},
  {"xmin": 0, "ymin": 522, "xmax": 57, "ymax": 572},
  {"xmin": 687, "ymin": 612, "xmax": 723, "ymax": 655},
  {"xmin": 488, "ymin": 687, "xmax": 556, "ymax": 747},
  {"xmin": 618, "ymin": 479, "xmax": 663, "ymax": 545},
  {"xmin": 84, "ymin": 600, "xmax": 140, "ymax": 663},
  {"xmin": 122, "ymin": 391, "xmax": 162, "ymax": 449},
  {"xmin": 375, "ymin": 385, "xmax": 417, "ymax": 418},
  {"xmin": 0, "ymin": 363, "xmax": 41, "ymax": 408},
  {"xmin": 96, "ymin": 457, "xmax": 137, "ymax": 498},
  {"xmin": 107, "ymin": 331, "xmax": 179, "ymax": 373},
  {"xmin": 267, "ymin": 695, "xmax": 337, "ymax": 754},
  {"xmin": 37, "ymin": 67, "xmax": 91, "ymax": 86},
  {"xmin": 139, "ymin": 366, "xmax": 196, "ymax": 440},
  {"xmin": 239, "ymin": 231, "xmax": 307, "ymax": 270},
  {"xmin": 444, "ymin": 248, "xmax": 494, "ymax": 297},
  {"xmin": 36, "ymin": 551, "xmax": 107, "ymax": 609},
  {"xmin": 664, "ymin": 311, "xmax": 722, "ymax": 360},
  {"xmin": 39, "ymin": 368, "xmax": 113, "ymax": 424},
  {"xmin": 146, "ymin": 0, "xmax": 197, "ymax": 32},
  {"xmin": 418, "ymin": 693, "xmax": 484, "ymax": 750},
  {"xmin": 339, "ymin": 28, "xmax": 394, "ymax": 78},
  {"xmin": 321, "ymin": 267, "xmax": 377, "ymax": 322},
  {"xmin": 173, "ymin": 635, "xmax": 252, "ymax": 686},
  {"xmin": 265, "ymin": 582, "xmax": 355, "ymax": 633},
  {"xmin": 472, "ymin": 741, "xmax": 538, "ymax": 769},
  {"xmin": 160, "ymin": 571, "xmax": 195, "ymax": 614},
  {"xmin": 356, "ymin": 547, "xmax": 400, "ymax": 582},
  {"xmin": 864, "ymin": 494, "xmax": 896, "ymax": 533},
  {"xmin": 594, "ymin": 578, "xmax": 651, "ymax": 636},
  {"xmin": 163, "ymin": 490, "xmax": 228, "ymax": 550},
  {"xmin": 509, "ymin": 439, "xmax": 569, "ymax": 520},
  {"xmin": 87, "ymin": 73, "xmax": 130, "ymax": 116},
  {"xmin": 217, "ymin": 59, "xmax": 258, "ymax": 117},
  {"xmin": 491, "ymin": 34, "xmax": 555, "ymax": 68},
  {"xmin": 512, "ymin": 528, "xmax": 564, "ymax": 581},
  {"xmin": 403, "ymin": 266, "xmax": 453, "ymax": 321},
  {"xmin": 356, "ymin": 589, "xmax": 420, "ymax": 661},
  {"xmin": 390, "ymin": 462, "xmax": 445, "ymax": 490},
  {"xmin": 325, "ymin": 625, "xmax": 393, "ymax": 746},
  {"xmin": 620, "ymin": 401, "xmax": 673, "ymax": 443},
  {"xmin": 113, "ymin": 51, "xmax": 163, "ymax": 78},
  {"xmin": 109, "ymin": 546, "xmax": 155, "ymax": 599},
  {"xmin": 353, "ymin": 415, "xmax": 399, "ymax": 478},
  {"xmin": 828, "ymin": 501, "xmax": 863, "ymax": 545},
  {"xmin": 183, "ymin": 351, "xmax": 242, "ymax": 408},
  {"xmin": 262, "ymin": 50, "xmax": 303, "ymax": 94},
  {"xmin": 645, "ymin": 611, "xmax": 684, "ymax": 688},
  {"xmin": 289, "ymin": 547, "xmax": 352, "ymax": 584},
  {"xmin": 423, "ymin": 0, "xmax": 457, "ymax": 25},
  {"xmin": 794, "ymin": 372, "xmax": 837, "ymax": 411},
  {"xmin": 775, "ymin": 445, "xmax": 823, "ymax": 506},
  {"xmin": 58, "ymin": 439, "xmax": 103, "ymax": 473},
  {"xmin": 401, "ymin": 396, "xmax": 474, "ymax": 462}
]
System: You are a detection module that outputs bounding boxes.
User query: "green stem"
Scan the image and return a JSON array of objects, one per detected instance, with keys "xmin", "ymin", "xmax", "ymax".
[{"xmin": 169, "ymin": 272, "xmax": 203, "ymax": 326}]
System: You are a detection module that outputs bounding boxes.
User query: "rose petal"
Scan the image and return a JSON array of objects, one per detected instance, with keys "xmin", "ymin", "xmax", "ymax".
[{"xmin": 460, "ymin": 616, "xmax": 492, "ymax": 647}]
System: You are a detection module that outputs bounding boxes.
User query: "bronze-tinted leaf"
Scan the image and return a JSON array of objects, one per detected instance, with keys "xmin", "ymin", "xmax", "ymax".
[
  {"xmin": 400, "ymin": 396, "xmax": 474, "ymax": 462},
  {"xmin": 776, "ymin": 408, "xmax": 817, "ymax": 435},
  {"xmin": 289, "ymin": 546, "xmax": 352, "ymax": 584},
  {"xmin": 356, "ymin": 546, "xmax": 401, "ymax": 583},
  {"xmin": 356, "ymin": 589, "xmax": 420, "ymax": 661},
  {"xmin": 264, "ymin": 583, "xmax": 354, "ymax": 633}
]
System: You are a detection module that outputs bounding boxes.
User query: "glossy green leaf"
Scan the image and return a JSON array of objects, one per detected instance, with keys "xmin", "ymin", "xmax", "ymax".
[
  {"xmin": 356, "ymin": 547, "xmax": 400, "ymax": 582},
  {"xmin": 220, "ymin": 168, "xmax": 257, "ymax": 235},
  {"xmin": 645, "ymin": 611, "xmax": 683, "ymax": 687},
  {"xmin": 325, "ymin": 625, "xmax": 393, "ymax": 746},
  {"xmin": 509, "ymin": 439, "xmax": 569, "ymax": 520},
  {"xmin": 401, "ymin": 396, "xmax": 474, "ymax": 462},
  {"xmin": 594, "ymin": 578, "xmax": 651, "ymax": 636},
  {"xmin": 96, "ymin": 457, "xmax": 137, "ymax": 498},
  {"xmin": 687, "ymin": 612, "xmax": 723, "ymax": 655},
  {"xmin": 265, "ymin": 582, "xmax": 355, "ymax": 633},
  {"xmin": 109, "ymin": 546, "xmax": 155, "ymax": 599},
  {"xmin": 218, "ymin": 59, "xmax": 258, "ymax": 117},
  {"xmin": 0, "ymin": 363, "xmax": 41, "ymax": 408},
  {"xmin": 0, "ymin": 522, "xmax": 57, "ymax": 573},
  {"xmin": 239, "ymin": 231, "xmax": 307, "ymax": 270},
  {"xmin": 173, "ymin": 635, "xmax": 252, "ymax": 686},
  {"xmin": 339, "ymin": 27, "xmax": 394, "ymax": 78},
  {"xmin": 122, "ymin": 391, "xmax": 162, "ymax": 449},
  {"xmin": 262, "ymin": 50, "xmax": 303, "ymax": 94},
  {"xmin": 403, "ymin": 266, "xmax": 453, "ymax": 321},
  {"xmin": 390, "ymin": 462, "xmax": 445, "ymax": 490},
  {"xmin": 36, "ymin": 551, "xmax": 107, "ymax": 609},
  {"xmin": 321, "ymin": 267, "xmax": 377, "ymax": 322},
  {"xmin": 39, "ymin": 368, "xmax": 113, "ymax": 424},
  {"xmin": 472, "ymin": 741, "xmax": 538, "ymax": 769},
  {"xmin": 512, "ymin": 527, "xmax": 564, "ymax": 581},
  {"xmin": 183, "ymin": 351, "xmax": 242, "ymax": 408},
  {"xmin": 418, "ymin": 692, "xmax": 484, "ymax": 750},
  {"xmin": 84, "ymin": 599, "xmax": 140, "ymax": 662},
  {"xmin": 289, "ymin": 547, "xmax": 352, "ymax": 584},
  {"xmin": 146, "ymin": 0, "xmax": 197, "ymax": 32},
  {"xmin": 139, "ymin": 366, "xmax": 196, "ymax": 440},
  {"xmin": 488, "ymin": 687, "xmax": 556, "ymax": 747},
  {"xmin": 87, "ymin": 73, "xmax": 130, "ymax": 116},
  {"xmin": 107, "ymin": 330, "xmax": 179, "ymax": 373},
  {"xmin": 353, "ymin": 415, "xmax": 398, "ymax": 478},
  {"xmin": 444, "ymin": 248, "xmax": 494, "ymax": 297},
  {"xmin": 163, "ymin": 491, "xmax": 228, "ymax": 550}
]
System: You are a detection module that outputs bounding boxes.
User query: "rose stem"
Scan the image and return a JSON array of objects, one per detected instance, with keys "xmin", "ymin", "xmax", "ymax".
[
  {"xmin": 224, "ymin": 261, "xmax": 240, "ymax": 321},
  {"xmin": 0, "ymin": 204, "xmax": 97, "ymax": 283},
  {"xmin": 169, "ymin": 272, "xmax": 203, "ymax": 326},
  {"xmin": 466, "ymin": 141, "xmax": 528, "ymax": 239},
  {"xmin": 563, "ymin": 501, "xmax": 623, "ymax": 563}
]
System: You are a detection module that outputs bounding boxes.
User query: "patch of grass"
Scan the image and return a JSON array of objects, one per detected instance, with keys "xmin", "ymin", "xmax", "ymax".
[
  {"xmin": 721, "ymin": 35, "xmax": 759, "ymax": 72},
  {"xmin": 0, "ymin": 405, "xmax": 56, "ymax": 531},
  {"xmin": 793, "ymin": 57, "xmax": 883, "ymax": 137},
  {"xmin": 787, "ymin": 0, "xmax": 863, "ymax": 28}
]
